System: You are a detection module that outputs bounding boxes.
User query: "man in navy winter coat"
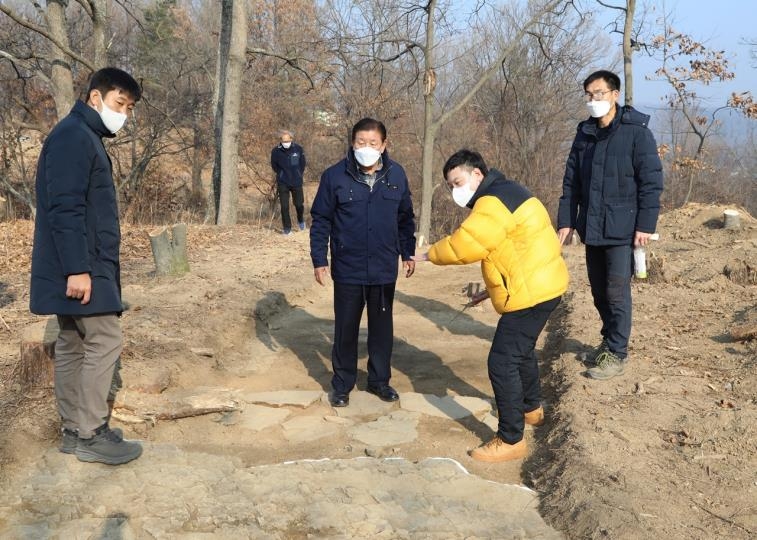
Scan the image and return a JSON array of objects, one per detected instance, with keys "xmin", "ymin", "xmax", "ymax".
[
  {"xmin": 270, "ymin": 130, "xmax": 306, "ymax": 234},
  {"xmin": 30, "ymin": 68, "xmax": 143, "ymax": 465},
  {"xmin": 310, "ymin": 118, "xmax": 416, "ymax": 407},
  {"xmin": 557, "ymin": 70, "xmax": 663, "ymax": 380}
]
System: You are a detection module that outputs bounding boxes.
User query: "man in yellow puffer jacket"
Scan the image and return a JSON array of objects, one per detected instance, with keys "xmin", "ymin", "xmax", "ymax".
[{"xmin": 414, "ymin": 149, "xmax": 569, "ymax": 463}]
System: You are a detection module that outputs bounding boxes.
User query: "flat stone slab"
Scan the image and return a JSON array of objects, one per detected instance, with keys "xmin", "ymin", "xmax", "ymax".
[
  {"xmin": 281, "ymin": 416, "xmax": 341, "ymax": 443},
  {"xmin": 399, "ymin": 392, "xmax": 492, "ymax": 419},
  {"xmin": 115, "ymin": 387, "xmax": 237, "ymax": 421},
  {"xmin": 348, "ymin": 410, "xmax": 420, "ymax": 446},
  {"xmin": 331, "ymin": 390, "xmax": 398, "ymax": 418},
  {"xmin": 236, "ymin": 390, "xmax": 324, "ymax": 408},
  {"xmin": 0, "ymin": 448, "xmax": 561, "ymax": 539},
  {"xmin": 237, "ymin": 404, "xmax": 291, "ymax": 432}
]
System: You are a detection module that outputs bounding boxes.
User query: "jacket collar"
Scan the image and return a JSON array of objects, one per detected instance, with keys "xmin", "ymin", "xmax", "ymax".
[
  {"xmin": 468, "ymin": 169, "xmax": 506, "ymax": 208},
  {"xmin": 71, "ymin": 99, "xmax": 116, "ymax": 139}
]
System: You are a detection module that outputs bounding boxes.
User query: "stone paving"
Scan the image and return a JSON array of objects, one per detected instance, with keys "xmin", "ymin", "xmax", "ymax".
[
  {"xmin": 0, "ymin": 448, "xmax": 560, "ymax": 539},
  {"xmin": 0, "ymin": 390, "xmax": 561, "ymax": 538}
]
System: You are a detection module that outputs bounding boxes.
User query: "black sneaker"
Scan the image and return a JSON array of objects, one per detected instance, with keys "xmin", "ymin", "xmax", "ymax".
[
  {"xmin": 60, "ymin": 427, "xmax": 123, "ymax": 454},
  {"xmin": 75, "ymin": 425, "xmax": 142, "ymax": 465}
]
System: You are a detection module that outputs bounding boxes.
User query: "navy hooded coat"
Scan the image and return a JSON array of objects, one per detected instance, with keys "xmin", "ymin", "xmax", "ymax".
[
  {"xmin": 310, "ymin": 149, "xmax": 416, "ymax": 285},
  {"xmin": 557, "ymin": 105, "xmax": 664, "ymax": 246},
  {"xmin": 30, "ymin": 100, "xmax": 123, "ymax": 316}
]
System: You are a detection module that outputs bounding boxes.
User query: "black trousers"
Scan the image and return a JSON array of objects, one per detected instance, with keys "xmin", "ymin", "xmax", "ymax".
[
  {"xmin": 331, "ymin": 282, "xmax": 395, "ymax": 395},
  {"xmin": 488, "ymin": 297, "xmax": 560, "ymax": 444},
  {"xmin": 585, "ymin": 244, "xmax": 633, "ymax": 359},
  {"xmin": 278, "ymin": 183, "xmax": 304, "ymax": 230}
]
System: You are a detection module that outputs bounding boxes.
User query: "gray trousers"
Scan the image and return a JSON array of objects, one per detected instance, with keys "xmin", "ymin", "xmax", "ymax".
[{"xmin": 55, "ymin": 314, "xmax": 122, "ymax": 438}]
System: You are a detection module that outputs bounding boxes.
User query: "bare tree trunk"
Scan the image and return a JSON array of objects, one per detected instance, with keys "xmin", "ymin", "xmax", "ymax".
[
  {"xmin": 213, "ymin": 0, "xmax": 247, "ymax": 225},
  {"xmin": 416, "ymin": 0, "xmax": 563, "ymax": 242},
  {"xmin": 192, "ymin": 108, "xmax": 205, "ymax": 195},
  {"xmin": 623, "ymin": 0, "xmax": 636, "ymax": 106},
  {"xmin": 46, "ymin": 0, "xmax": 75, "ymax": 120},
  {"xmin": 418, "ymin": 0, "xmax": 438, "ymax": 247},
  {"xmin": 90, "ymin": 0, "xmax": 108, "ymax": 68}
]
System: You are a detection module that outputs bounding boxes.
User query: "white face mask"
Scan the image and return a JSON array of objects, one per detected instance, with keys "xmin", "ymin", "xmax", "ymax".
[
  {"xmin": 353, "ymin": 146, "xmax": 382, "ymax": 167},
  {"xmin": 452, "ymin": 183, "xmax": 476, "ymax": 208},
  {"xmin": 282, "ymin": 142, "xmax": 292, "ymax": 149},
  {"xmin": 586, "ymin": 100, "xmax": 612, "ymax": 118},
  {"xmin": 96, "ymin": 95, "xmax": 128, "ymax": 134}
]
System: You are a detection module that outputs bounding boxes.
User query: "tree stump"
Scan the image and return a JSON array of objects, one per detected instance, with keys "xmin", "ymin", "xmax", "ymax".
[
  {"xmin": 15, "ymin": 317, "xmax": 58, "ymax": 389},
  {"xmin": 148, "ymin": 223, "xmax": 190, "ymax": 276},
  {"xmin": 723, "ymin": 209, "xmax": 740, "ymax": 230}
]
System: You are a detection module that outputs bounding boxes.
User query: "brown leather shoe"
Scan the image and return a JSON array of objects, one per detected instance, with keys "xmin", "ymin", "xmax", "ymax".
[
  {"xmin": 524, "ymin": 406, "xmax": 544, "ymax": 427},
  {"xmin": 469, "ymin": 437, "xmax": 527, "ymax": 463}
]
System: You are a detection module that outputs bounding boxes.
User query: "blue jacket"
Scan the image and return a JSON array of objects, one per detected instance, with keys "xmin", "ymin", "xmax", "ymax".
[
  {"xmin": 271, "ymin": 142, "xmax": 306, "ymax": 187},
  {"xmin": 557, "ymin": 106, "xmax": 663, "ymax": 246},
  {"xmin": 310, "ymin": 150, "xmax": 416, "ymax": 285},
  {"xmin": 30, "ymin": 100, "xmax": 123, "ymax": 316}
]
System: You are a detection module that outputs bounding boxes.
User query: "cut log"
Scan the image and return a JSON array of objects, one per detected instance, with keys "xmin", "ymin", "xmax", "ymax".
[
  {"xmin": 723, "ymin": 209, "xmax": 740, "ymax": 230},
  {"xmin": 148, "ymin": 223, "xmax": 190, "ymax": 276},
  {"xmin": 15, "ymin": 317, "xmax": 58, "ymax": 389}
]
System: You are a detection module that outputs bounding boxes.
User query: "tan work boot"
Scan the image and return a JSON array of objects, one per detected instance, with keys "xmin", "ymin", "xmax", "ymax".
[
  {"xmin": 469, "ymin": 437, "xmax": 527, "ymax": 463},
  {"xmin": 524, "ymin": 406, "xmax": 544, "ymax": 427}
]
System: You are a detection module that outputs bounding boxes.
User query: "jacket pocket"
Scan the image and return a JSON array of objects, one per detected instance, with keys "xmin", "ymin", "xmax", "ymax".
[{"xmin": 604, "ymin": 203, "xmax": 636, "ymax": 239}]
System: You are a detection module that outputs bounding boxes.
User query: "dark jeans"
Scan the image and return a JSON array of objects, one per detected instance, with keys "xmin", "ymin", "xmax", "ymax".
[
  {"xmin": 278, "ymin": 183, "xmax": 304, "ymax": 230},
  {"xmin": 488, "ymin": 297, "xmax": 560, "ymax": 444},
  {"xmin": 585, "ymin": 244, "xmax": 633, "ymax": 359},
  {"xmin": 331, "ymin": 282, "xmax": 396, "ymax": 395}
]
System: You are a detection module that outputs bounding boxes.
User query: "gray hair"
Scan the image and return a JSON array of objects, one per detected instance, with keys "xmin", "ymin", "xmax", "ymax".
[{"xmin": 278, "ymin": 129, "xmax": 294, "ymax": 139}]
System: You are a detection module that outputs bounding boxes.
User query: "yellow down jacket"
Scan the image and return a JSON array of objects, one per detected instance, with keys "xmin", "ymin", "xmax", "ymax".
[{"xmin": 428, "ymin": 169, "xmax": 569, "ymax": 314}]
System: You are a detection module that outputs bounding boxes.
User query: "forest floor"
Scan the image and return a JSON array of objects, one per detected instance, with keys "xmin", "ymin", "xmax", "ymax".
[{"xmin": 0, "ymin": 202, "xmax": 754, "ymax": 539}]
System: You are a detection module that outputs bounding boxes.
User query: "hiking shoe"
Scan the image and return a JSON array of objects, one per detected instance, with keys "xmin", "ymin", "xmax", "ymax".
[
  {"xmin": 584, "ymin": 339, "xmax": 609, "ymax": 366},
  {"xmin": 60, "ymin": 427, "xmax": 123, "ymax": 454},
  {"xmin": 298, "ymin": 222, "xmax": 306, "ymax": 231},
  {"xmin": 469, "ymin": 437, "xmax": 527, "ymax": 463},
  {"xmin": 75, "ymin": 425, "xmax": 142, "ymax": 465},
  {"xmin": 282, "ymin": 229, "xmax": 292, "ymax": 236},
  {"xmin": 524, "ymin": 406, "xmax": 545, "ymax": 427},
  {"xmin": 586, "ymin": 351, "xmax": 626, "ymax": 380}
]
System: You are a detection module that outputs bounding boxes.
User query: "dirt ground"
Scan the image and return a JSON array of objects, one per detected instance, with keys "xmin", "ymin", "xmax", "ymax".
[{"xmin": 0, "ymin": 202, "xmax": 755, "ymax": 538}]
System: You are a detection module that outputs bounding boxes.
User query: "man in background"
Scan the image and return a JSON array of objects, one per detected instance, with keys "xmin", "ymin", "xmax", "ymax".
[{"xmin": 271, "ymin": 129, "xmax": 307, "ymax": 235}]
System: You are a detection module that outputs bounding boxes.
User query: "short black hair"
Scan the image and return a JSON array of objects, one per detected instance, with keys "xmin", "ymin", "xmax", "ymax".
[
  {"xmin": 87, "ymin": 67, "xmax": 142, "ymax": 102},
  {"xmin": 583, "ymin": 70, "xmax": 621, "ymax": 92},
  {"xmin": 351, "ymin": 117, "xmax": 386, "ymax": 142},
  {"xmin": 443, "ymin": 149, "xmax": 489, "ymax": 179}
]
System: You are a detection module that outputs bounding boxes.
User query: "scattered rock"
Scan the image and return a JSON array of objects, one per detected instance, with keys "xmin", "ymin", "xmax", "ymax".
[
  {"xmin": 723, "ymin": 259, "xmax": 757, "ymax": 286},
  {"xmin": 190, "ymin": 347, "xmax": 215, "ymax": 357}
]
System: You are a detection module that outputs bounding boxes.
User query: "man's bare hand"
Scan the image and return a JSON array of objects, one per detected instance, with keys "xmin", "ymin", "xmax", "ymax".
[
  {"xmin": 634, "ymin": 231, "xmax": 652, "ymax": 247},
  {"xmin": 557, "ymin": 227, "xmax": 574, "ymax": 246},
  {"xmin": 66, "ymin": 273, "xmax": 91, "ymax": 304},
  {"xmin": 468, "ymin": 289, "xmax": 490, "ymax": 307},
  {"xmin": 403, "ymin": 260, "xmax": 416, "ymax": 278},
  {"xmin": 314, "ymin": 266, "xmax": 330, "ymax": 286}
]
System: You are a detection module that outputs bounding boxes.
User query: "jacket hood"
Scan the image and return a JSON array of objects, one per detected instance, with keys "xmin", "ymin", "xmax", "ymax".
[
  {"xmin": 71, "ymin": 99, "xmax": 116, "ymax": 139},
  {"xmin": 467, "ymin": 168, "xmax": 507, "ymax": 208}
]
